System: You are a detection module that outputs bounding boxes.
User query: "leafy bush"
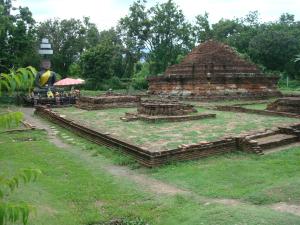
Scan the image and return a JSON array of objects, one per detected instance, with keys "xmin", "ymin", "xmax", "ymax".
[
  {"xmin": 0, "ymin": 66, "xmax": 37, "ymax": 96},
  {"xmin": 80, "ymin": 34, "xmax": 124, "ymax": 90},
  {"xmin": 103, "ymin": 76, "xmax": 126, "ymax": 90},
  {"xmin": 68, "ymin": 63, "xmax": 82, "ymax": 77},
  {"xmin": 0, "ymin": 112, "xmax": 23, "ymax": 130},
  {"xmin": 131, "ymin": 63, "xmax": 150, "ymax": 90},
  {"xmin": 278, "ymin": 77, "xmax": 300, "ymax": 90},
  {"xmin": 84, "ymin": 76, "xmax": 126, "ymax": 91},
  {"xmin": 0, "ymin": 169, "xmax": 42, "ymax": 225}
]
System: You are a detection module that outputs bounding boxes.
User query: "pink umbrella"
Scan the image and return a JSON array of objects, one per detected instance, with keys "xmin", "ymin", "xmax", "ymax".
[{"xmin": 54, "ymin": 78, "xmax": 85, "ymax": 86}]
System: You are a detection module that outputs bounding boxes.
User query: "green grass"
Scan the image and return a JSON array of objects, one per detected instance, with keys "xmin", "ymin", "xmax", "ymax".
[
  {"xmin": 280, "ymin": 89, "xmax": 300, "ymax": 95},
  {"xmin": 53, "ymin": 106, "xmax": 299, "ymax": 151},
  {"xmin": 48, "ymin": 120, "xmax": 139, "ymax": 168},
  {"xmin": 146, "ymin": 148, "xmax": 300, "ymax": 205},
  {"xmin": 1, "ymin": 130, "xmax": 300, "ymax": 225},
  {"xmin": 242, "ymin": 103, "xmax": 268, "ymax": 110}
]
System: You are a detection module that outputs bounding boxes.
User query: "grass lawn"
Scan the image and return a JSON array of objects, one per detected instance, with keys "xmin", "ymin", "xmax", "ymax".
[
  {"xmin": 145, "ymin": 148, "xmax": 300, "ymax": 205},
  {"xmin": 52, "ymin": 122, "xmax": 300, "ymax": 207},
  {"xmin": 279, "ymin": 88, "xmax": 300, "ymax": 95},
  {"xmin": 1, "ymin": 129, "xmax": 300, "ymax": 225},
  {"xmin": 242, "ymin": 103, "xmax": 268, "ymax": 110},
  {"xmin": 53, "ymin": 106, "xmax": 299, "ymax": 151}
]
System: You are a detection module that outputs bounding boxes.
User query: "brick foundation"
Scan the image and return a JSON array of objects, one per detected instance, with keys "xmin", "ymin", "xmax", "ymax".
[
  {"xmin": 35, "ymin": 106, "xmax": 300, "ymax": 167},
  {"xmin": 267, "ymin": 97, "xmax": 300, "ymax": 114},
  {"xmin": 76, "ymin": 95, "xmax": 140, "ymax": 110},
  {"xmin": 121, "ymin": 100, "xmax": 216, "ymax": 122},
  {"xmin": 137, "ymin": 100, "xmax": 196, "ymax": 116}
]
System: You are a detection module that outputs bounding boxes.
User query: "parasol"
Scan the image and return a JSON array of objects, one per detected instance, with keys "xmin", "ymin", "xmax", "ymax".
[{"xmin": 54, "ymin": 78, "xmax": 85, "ymax": 86}]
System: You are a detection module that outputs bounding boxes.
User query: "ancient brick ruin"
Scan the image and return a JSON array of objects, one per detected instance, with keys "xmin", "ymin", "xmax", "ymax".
[
  {"xmin": 137, "ymin": 100, "xmax": 196, "ymax": 116},
  {"xmin": 121, "ymin": 100, "xmax": 216, "ymax": 122},
  {"xmin": 267, "ymin": 97, "xmax": 300, "ymax": 114},
  {"xmin": 76, "ymin": 94, "xmax": 140, "ymax": 110},
  {"xmin": 36, "ymin": 105, "xmax": 300, "ymax": 167},
  {"xmin": 148, "ymin": 40, "xmax": 282, "ymax": 100}
]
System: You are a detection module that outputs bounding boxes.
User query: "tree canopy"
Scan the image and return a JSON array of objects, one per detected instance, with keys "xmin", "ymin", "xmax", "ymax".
[{"xmin": 1, "ymin": 0, "xmax": 300, "ymax": 88}]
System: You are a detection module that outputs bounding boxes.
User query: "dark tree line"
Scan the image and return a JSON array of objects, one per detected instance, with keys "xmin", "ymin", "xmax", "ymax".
[{"xmin": 1, "ymin": 0, "xmax": 300, "ymax": 90}]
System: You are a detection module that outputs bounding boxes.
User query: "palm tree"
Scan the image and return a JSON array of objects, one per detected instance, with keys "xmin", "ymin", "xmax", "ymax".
[
  {"xmin": 0, "ymin": 66, "xmax": 40, "ymax": 225},
  {"xmin": 0, "ymin": 169, "xmax": 41, "ymax": 225},
  {"xmin": 0, "ymin": 66, "xmax": 36, "ymax": 96},
  {"xmin": 294, "ymin": 54, "xmax": 300, "ymax": 62}
]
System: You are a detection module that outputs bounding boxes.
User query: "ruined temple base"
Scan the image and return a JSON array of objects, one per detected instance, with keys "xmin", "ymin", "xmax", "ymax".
[
  {"xmin": 150, "ymin": 93, "xmax": 283, "ymax": 101},
  {"xmin": 120, "ymin": 99, "xmax": 215, "ymax": 122},
  {"xmin": 76, "ymin": 95, "xmax": 140, "ymax": 110},
  {"xmin": 148, "ymin": 40, "xmax": 282, "ymax": 101},
  {"xmin": 120, "ymin": 112, "xmax": 216, "ymax": 122},
  {"xmin": 267, "ymin": 97, "xmax": 300, "ymax": 114},
  {"xmin": 148, "ymin": 75, "xmax": 283, "ymax": 101}
]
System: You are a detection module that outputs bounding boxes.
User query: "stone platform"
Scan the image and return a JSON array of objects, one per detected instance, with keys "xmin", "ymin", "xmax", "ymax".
[
  {"xmin": 267, "ymin": 97, "xmax": 300, "ymax": 114},
  {"xmin": 121, "ymin": 100, "xmax": 216, "ymax": 122},
  {"xmin": 35, "ymin": 106, "xmax": 300, "ymax": 167},
  {"xmin": 137, "ymin": 99, "xmax": 196, "ymax": 116}
]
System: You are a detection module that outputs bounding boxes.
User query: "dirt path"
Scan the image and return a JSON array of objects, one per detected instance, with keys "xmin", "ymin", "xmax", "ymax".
[
  {"xmin": 21, "ymin": 107, "xmax": 69, "ymax": 149},
  {"xmin": 19, "ymin": 107, "xmax": 300, "ymax": 217}
]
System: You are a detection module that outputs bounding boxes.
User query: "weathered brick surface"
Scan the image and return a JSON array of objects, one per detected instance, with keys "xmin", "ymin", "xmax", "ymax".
[
  {"xmin": 215, "ymin": 105, "xmax": 300, "ymax": 118},
  {"xmin": 267, "ymin": 97, "xmax": 300, "ymax": 114},
  {"xmin": 76, "ymin": 95, "xmax": 140, "ymax": 110},
  {"xmin": 36, "ymin": 106, "xmax": 300, "ymax": 167},
  {"xmin": 121, "ymin": 100, "xmax": 216, "ymax": 122},
  {"xmin": 137, "ymin": 100, "xmax": 196, "ymax": 116},
  {"xmin": 148, "ymin": 40, "xmax": 281, "ymax": 99}
]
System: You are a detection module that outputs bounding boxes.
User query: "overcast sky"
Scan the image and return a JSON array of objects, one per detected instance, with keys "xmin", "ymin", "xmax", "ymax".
[{"xmin": 17, "ymin": 0, "xmax": 300, "ymax": 29}]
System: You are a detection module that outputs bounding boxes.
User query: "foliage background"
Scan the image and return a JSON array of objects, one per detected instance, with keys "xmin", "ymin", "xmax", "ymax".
[{"xmin": 1, "ymin": 0, "xmax": 300, "ymax": 90}]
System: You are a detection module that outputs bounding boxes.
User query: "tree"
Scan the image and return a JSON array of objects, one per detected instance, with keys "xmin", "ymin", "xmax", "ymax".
[
  {"xmin": 279, "ymin": 13, "xmax": 295, "ymax": 25},
  {"xmin": 118, "ymin": 0, "xmax": 151, "ymax": 77},
  {"xmin": 118, "ymin": 0, "xmax": 194, "ymax": 76},
  {"xmin": 0, "ymin": 169, "xmax": 41, "ymax": 225},
  {"xmin": 211, "ymin": 19, "xmax": 242, "ymax": 42},
  {"xmin": 147, "ymin": 0, "xmax": 194, "ymax": 74},
  {"xmin": 80, "ymin": 29, "xmax": 124, "ymax": 89},
  {"xmin": 0, "ymin": 66, "xmax": 36, "ymax": 96},
  {"xmin": 194, "ymin": 12, "xmax": 213, "ymax": 43},
  {"xmin": 37, "ymin": 17, "xmax": 99, "ymax": 76},
  {"xmin": 0, "ymin": 0, "xmax": 38, "ymax": 72},
  {"xmin": 294, "ymin": 54, "xmax": 300, "ymax": 63},
  {"xmin": 83, "ymin": 17, "xmax": 100, "ymax": 49},
  {"xmin": 225, "ymin": 11, "xmax": 260, "ymax": 54},
  {"xmin": 245, "ymin": 13, "xmax": 300, "ymax": 79}
]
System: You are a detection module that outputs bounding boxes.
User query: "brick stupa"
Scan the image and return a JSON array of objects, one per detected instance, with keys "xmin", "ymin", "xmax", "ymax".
[{"xmin": 148, "ymin": 40, "xmax": 282, "ymax": 100}]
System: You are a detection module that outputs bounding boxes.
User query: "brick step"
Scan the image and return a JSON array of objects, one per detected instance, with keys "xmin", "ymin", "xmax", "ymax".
[
  {"xmin": 253, "ymin": 134, "xmax": 299, "ymax": 151},
  {"xmin": 245, "ymin": 130, "xmax": 279, "ymax": 140}
]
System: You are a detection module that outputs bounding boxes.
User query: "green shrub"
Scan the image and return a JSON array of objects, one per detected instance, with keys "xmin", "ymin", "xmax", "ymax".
[
  {"xmin": 0, "ymin": 112, "xmax": 23, "ymax": 130},
  {"xmin": 0, "ymin": 169, "xmax": 41, "ymax": 225},
  {"xmin": 0, "ymin": 66, "xmax": 37, "ymax": 96},
  {"xmin": 278, "ymin": 78, "xmax": 300, "ymax": 90},
  {"xmin": 131, "ymin": 63, "xmax": 149, "ymax": 90},
  {"xmin": 104, "ymin": 76, "xmax": 126, "ymax": 90},
  {"xmin": 68, "ymin": 63, "xmax": 82, "ymax": 77}
]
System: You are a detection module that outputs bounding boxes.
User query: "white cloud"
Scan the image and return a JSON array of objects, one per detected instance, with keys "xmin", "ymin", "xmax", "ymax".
[{"xmin": 17, "ymin": 0, "xmax": 300, "ymax": 30}]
